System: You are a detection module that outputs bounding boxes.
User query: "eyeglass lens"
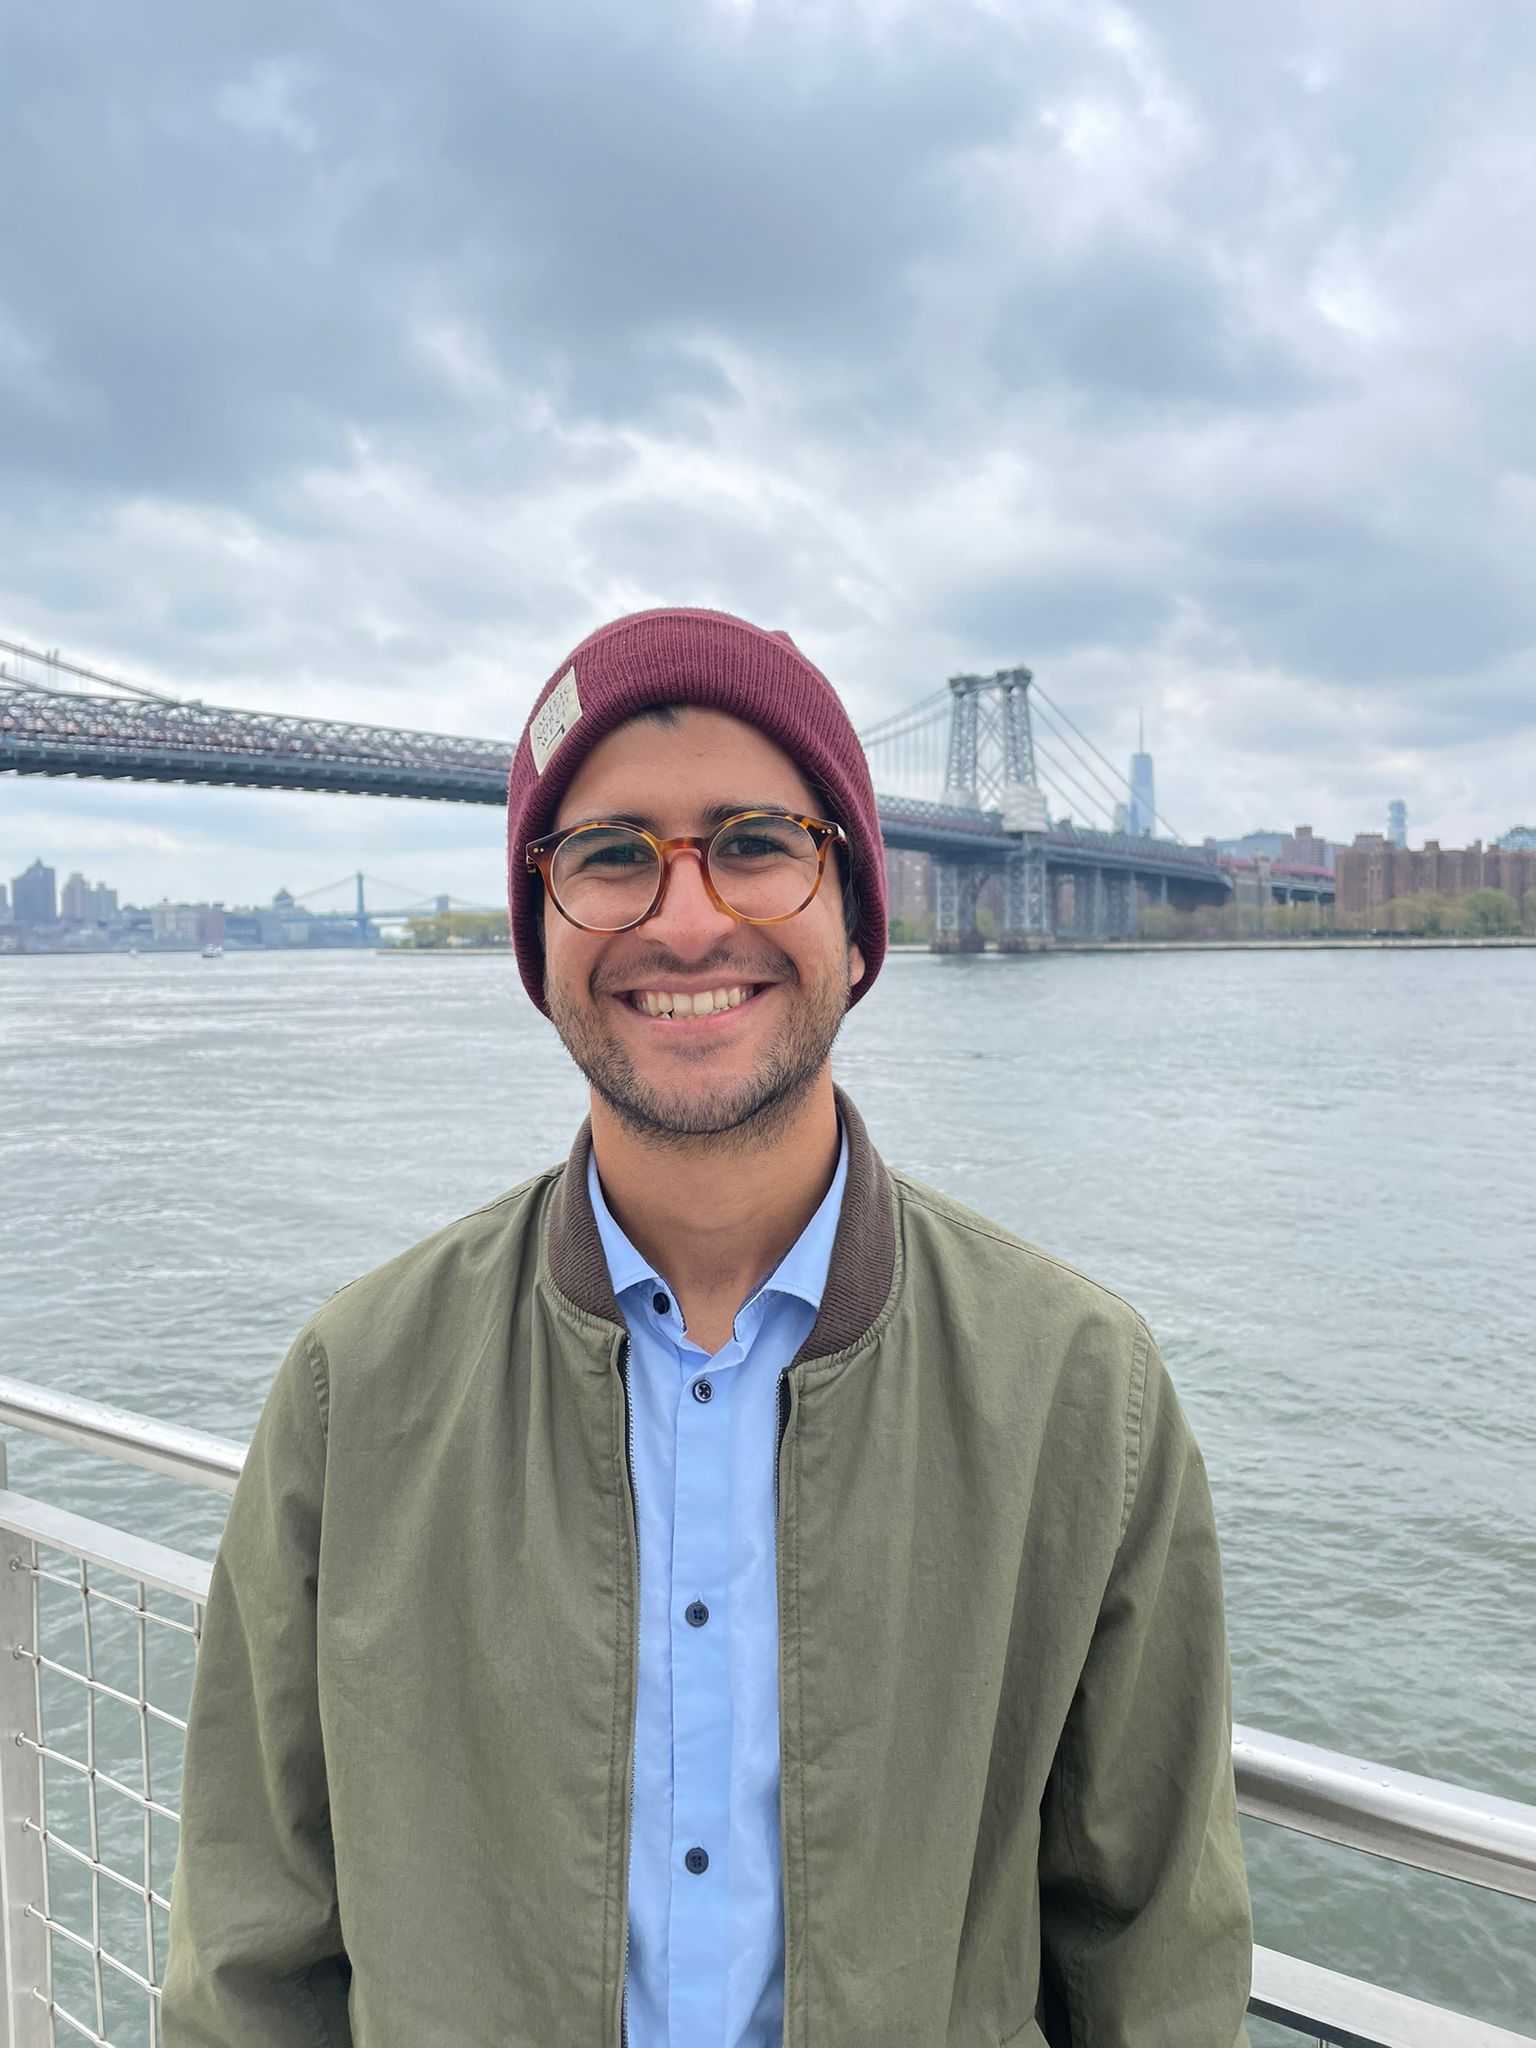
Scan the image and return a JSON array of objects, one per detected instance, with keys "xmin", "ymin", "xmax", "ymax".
[{"xmin": 549, "ymin": 814, "xmax": 822, "ymax": 931}]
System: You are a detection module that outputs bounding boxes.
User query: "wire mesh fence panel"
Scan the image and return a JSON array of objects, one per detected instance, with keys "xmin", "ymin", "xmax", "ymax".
[
  {"xmin": 1, "ymin": 1502, "xmax": 208, "ymax": 2048},
  {"xmin": 0, "ymin": 1403, "xmax": 1532, "ymax": 2048}
]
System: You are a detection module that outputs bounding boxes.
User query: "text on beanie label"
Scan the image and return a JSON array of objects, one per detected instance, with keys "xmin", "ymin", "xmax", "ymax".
[{"xmin": 530, "ymin": 666, "xmax": 583, "ymax": 775}]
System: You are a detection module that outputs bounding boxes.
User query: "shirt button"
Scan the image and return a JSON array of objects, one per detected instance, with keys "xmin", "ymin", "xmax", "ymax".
[
  {"xmin": 691, "ymin": 1378, "xmax": 714, "ymax": 1404},
  {"xmin": 685, "ymin": 1601, "xmax": 709, "ymax": 1628},
  {"xmin": 652, "ymin": 1291, "xmax": 670, "ymax": 1316},
  {"xmin": 684, "ymin": 1846, "xmax": 709, "ymax": 1875}
]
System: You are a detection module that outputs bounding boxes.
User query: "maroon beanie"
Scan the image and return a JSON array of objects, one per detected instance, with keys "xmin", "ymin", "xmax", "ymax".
[{"xmin": 506, "ymin": 607, "xmax": 886, "ymax": 1014}]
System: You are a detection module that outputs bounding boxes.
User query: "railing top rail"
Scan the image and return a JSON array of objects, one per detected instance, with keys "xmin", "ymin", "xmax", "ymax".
[
  {"xmin": 1, "ymin": 1376, "xmax": 1532, "ymax": 1903},
  {"xmin": 0, "ymin": 1484, "xmax": 214, "ymax": 1604},
  {"xmin": 0, "ymin": 1374, "xmax": 244, "ymax": 1496},
  {"xmin": 1233, "ymin": 1722, "xmax": 1536, "ymax": 1902},
  {"xmin": 1251, "ymin": 1944, "xmax": 1536, "ymax": 2048}
]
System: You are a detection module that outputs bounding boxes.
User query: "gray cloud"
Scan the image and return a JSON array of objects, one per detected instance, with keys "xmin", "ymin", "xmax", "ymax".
[
  {"xmin": 3, "ymin": 0, "xmax": 1536, "ymax": 909},
  {"xmin": 939, "ymin": 567, "xmax": 1170, "ymax": 657},
  {"xmin": 986, "ymin": 233, "xmax": 1323, "ymax": 412}
]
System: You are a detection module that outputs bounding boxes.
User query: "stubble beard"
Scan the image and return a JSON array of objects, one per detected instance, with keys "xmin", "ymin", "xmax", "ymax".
[{"xmin": 546, "ymin": 956, "xmax": 851, "ymax": 1153}]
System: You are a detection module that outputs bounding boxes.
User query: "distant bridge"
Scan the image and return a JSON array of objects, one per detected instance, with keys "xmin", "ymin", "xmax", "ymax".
[{"xmin": 0, "ymin": 637, "xmax": 1245, "ymax": 944}]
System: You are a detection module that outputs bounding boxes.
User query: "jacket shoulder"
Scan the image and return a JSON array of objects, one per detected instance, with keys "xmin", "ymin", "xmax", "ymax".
[
  {"xmin": 305, "ymin": 1161, "xmax": 565, "ymax": 1365},
  {"xmin": 888, "ymin": 1168, "xmax": 1150, "ymax": 1347}
]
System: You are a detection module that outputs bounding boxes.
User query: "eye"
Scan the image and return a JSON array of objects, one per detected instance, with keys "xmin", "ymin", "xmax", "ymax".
[
  {"xmin": 559, "ymin": 828, "xmax": 659, "ymax": 877},
  {"xmin": 582, "ymin": 841, "xmax": 650, "ymax": 868},
  {"xmin": 718, "ymin": 831, "xmax": 784, "ymax": 860},
  {"xmin": 716, "ymin": 816, "xmax": 810, "ymax": 860}
]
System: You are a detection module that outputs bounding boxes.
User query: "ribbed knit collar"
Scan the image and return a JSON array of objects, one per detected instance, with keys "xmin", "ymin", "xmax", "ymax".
[{"xmin": 545, "ymin": 1086, "xmax": 896, "ymax": 1365}]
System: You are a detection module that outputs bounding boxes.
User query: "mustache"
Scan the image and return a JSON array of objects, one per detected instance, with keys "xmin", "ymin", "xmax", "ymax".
[{"xmin": 592, "ymin": 946, "xmax": 794, "ymax": 995}]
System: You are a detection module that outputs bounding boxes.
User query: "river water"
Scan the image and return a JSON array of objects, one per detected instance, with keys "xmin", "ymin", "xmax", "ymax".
[{"xmin": 2, "ymin": 946, "xmax": 1532, "ymax": 2038}]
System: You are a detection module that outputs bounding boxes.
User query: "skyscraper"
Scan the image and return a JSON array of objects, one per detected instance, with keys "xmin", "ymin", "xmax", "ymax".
[
  {"xmin": 1388, "ymin": 799, "xmax": 1407, "ymax": 850},
  {"xmin": 60, "ymin": 873, "xmax": 119, "ymax": 922},
  {"xmin": 1129, "ymin": 713, "xmax": 1155, "ymax": 837},
  {"xmin": 12, "ymin": 860, "xmax": 57, "ymax": 926}
]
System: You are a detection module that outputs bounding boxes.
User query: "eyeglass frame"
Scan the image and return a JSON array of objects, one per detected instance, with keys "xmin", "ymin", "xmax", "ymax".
[{"xmin": 525, "ymin": 808, "xmax": 850, "ymax": 934}]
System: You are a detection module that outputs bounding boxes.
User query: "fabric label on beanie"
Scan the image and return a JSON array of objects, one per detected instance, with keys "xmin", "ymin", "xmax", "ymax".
[{"xmin": 529, "ymin": 666, "xmax": 583, "ymax": 775}]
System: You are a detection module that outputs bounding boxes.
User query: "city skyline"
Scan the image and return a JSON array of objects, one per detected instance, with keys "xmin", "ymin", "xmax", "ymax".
[
  {"xmin": 0, "ymin": 855, "xmax": 491, "ymax": 923},
  {"xmin": 11, "ymin": 789, "xmax": 1533, "ymax": 931}
]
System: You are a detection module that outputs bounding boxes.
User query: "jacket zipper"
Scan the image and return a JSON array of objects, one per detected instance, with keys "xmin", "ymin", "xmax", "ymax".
[
  {"xmin": 774, "ymin": 1364, "xmax": 797, "ymax": 2044},
  {"xmin": 774, "ymin": 1367, "xmax": 792, "ymax": 1511},
  {"xmin": 617, "ymin": 1335, "xmax": 639, "ymax": 2048}
]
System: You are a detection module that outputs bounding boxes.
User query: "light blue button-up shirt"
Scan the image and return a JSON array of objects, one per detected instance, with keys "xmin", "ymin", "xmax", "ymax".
[{"xmin": 588, "ymin": 1127, "xmax": 849, "ymax": 2048}]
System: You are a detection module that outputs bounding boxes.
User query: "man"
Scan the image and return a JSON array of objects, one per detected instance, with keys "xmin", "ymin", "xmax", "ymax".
[{"xmin": 164, "ymin": 607, "xmax": 1252, "ymax": 2047}]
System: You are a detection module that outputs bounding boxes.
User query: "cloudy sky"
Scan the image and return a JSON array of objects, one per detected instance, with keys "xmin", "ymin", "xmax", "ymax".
[{"xmin": 3, "ymin": 0, "xmax": 1533, "ymax": 912}]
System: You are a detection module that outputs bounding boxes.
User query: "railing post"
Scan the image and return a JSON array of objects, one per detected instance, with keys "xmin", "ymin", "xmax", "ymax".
[{"xmin": 0, "ymin": 1497, "xmax": 50, "ymax": 2047}]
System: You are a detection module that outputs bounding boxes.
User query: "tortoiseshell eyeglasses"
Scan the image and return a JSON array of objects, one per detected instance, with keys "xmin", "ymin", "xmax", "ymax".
[{"xmin": 525, "ymin": 810, "xmax": 848, "ymax": 934}]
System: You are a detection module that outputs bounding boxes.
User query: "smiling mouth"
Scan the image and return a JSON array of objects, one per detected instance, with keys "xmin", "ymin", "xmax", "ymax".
[{"xmin": 621, "ymin": 982, "xmax": 767, "ymax": 1018}]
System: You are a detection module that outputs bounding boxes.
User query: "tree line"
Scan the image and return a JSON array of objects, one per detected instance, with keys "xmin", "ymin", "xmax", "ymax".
[
  {"xmin": 889, "ymin": 890, "xmax": 1532, "ymax": 945},
  {"xmin": 1138, "ymin": 888, "xmax": 1533, "ymax": 940},
  {"xmin": 394, "ymin": 895, "xmax": 1531, "ymax": 949},
  {"xmin": 398, "ymin": 911, "xmax": 510, "ymax": 948}
]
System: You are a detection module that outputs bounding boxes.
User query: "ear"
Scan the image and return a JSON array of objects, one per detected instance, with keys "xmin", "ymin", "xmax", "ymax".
[{"xmin": 847, "ymin": 938, "xmax": 865, "ymax": 989}]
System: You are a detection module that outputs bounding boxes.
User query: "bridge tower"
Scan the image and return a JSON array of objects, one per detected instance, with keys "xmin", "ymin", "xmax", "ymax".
[
  {"xmin": 934, "ymin": 669, "xmax": 1051, "ymax": 953},
  {"xmin": 943, "ymin": 669, "xmax": 1040, "ymax": 808}
]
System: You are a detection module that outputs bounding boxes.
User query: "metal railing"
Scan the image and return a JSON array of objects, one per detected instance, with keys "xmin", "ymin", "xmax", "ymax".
[{"xmin": 0, "ymin": 1374, "xmax": 1530, "ymax": 2048}]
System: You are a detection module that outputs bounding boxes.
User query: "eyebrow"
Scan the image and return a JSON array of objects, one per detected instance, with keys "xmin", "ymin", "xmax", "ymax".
[{"xmin": 558, "ymin": 801, "xmax": 803, "ymax": 834}]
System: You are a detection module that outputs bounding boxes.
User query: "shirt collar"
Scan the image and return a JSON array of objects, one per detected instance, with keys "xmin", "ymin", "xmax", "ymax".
[
  {"xmin": 586, "ymin": 1149, "xmax": 659, "ymax": 1299},
  {"xmin": 586, "ymin": 1121, "xmax": 850, "ymax": 1318},
  {"xmin": 760, "ymin": 1123, "xmax": 848, "ymax": 1312}
]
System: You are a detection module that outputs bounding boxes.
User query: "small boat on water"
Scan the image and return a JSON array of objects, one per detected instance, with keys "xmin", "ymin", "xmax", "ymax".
[{"xmin": 201, "ymin": 942, "xmax": 224, "ymax": 958}]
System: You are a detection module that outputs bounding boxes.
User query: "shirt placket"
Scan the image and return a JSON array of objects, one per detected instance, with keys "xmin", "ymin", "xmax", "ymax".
[{"xmin": 663, "ymin": 1305, "xmax": 756, "ymax": 2048}]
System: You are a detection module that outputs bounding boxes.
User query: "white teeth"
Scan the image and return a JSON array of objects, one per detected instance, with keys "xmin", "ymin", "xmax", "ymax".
[{"xmin": 632, "ymin": 985, "xmax": 752, "ymax": 1017}]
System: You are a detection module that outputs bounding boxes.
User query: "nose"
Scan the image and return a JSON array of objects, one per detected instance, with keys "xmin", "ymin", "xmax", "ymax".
[{"xmin": 644, "ymin": 846, "xmax": 740, "ymax": 954}]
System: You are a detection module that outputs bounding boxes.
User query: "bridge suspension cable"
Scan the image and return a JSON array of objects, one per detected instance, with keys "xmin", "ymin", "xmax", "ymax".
[
  {"xmin": 856, "ymin": 689, "xmax": 952, "ymax": 803},
  {"xmin": 1031, "ymin": 707, "xmax": 1133, "ymax": 827},
  {"xmin": 1031, "ymin": 682, "xmax": 1189, "ymax": 845},
  {"xmin": 290, "ymin": 873, "xmax": 502, "ymax": 914},
  {"xmin": 1031, "ymin": 739, "xmax": 1118, "ymax": 830},
  {"xmin": 289, "ymin": 873, "xmax": 373, "ymax": 905},
  {"xmin": 855, "ymin": 687, "xmax": 952, "ymax": 747},
  {"xmin": 0, "ymin": 635, "xmax": 187, "ymax": 707}
]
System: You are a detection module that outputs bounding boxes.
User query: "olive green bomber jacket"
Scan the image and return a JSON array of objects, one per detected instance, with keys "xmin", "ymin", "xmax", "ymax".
[{"xmin": 162, "ymin": 1092, "xmax": 1252, "ymax": 2047}]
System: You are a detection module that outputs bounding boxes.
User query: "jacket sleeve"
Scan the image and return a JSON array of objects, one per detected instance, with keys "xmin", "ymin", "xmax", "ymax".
[
  {"xmin": 162, "ymin": 1324, "xmax": 353, "ymax": 2047},
  {"xmin": 1037, "ymin": 1322, "xmax": 1252, "ymax": 2048}
]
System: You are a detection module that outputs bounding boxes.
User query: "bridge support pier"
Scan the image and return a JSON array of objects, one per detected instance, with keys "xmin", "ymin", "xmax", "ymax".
[
  {"xmin": 997, "ymin": 843, "xmax": 1051, "ymax": 952},
  {"xmin": 931, "ymin": 861, "xmax": 985, "ymax": 952},
  {"xmin": 1070, "ymin": 868, "xmax": 1107, "ymax": 940},
  {"xmin": 1104, "ymin": 870, "xmax": 1135, "ymax": 938}
]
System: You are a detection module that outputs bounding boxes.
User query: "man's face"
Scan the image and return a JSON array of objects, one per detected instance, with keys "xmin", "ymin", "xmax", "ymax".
[{"xmin": 541, "ymin": 707, "xmax": 864, "ymax": 1146}]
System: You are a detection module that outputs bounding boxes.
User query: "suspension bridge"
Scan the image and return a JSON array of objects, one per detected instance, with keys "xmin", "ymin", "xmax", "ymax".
[
  {"xmin": 0, "ymin": 636, "xmax": 1238, "ymax": 945},
  {"xmin": 284, "ymin": 873, "xmax": 504, "ymax": 928}
]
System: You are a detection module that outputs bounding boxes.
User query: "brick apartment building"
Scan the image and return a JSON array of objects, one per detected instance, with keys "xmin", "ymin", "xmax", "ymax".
[
  {"xmin": 1280, "ymin": 824, "xmax": 1331, "ymax": 868},
  {"xmin": 884, "ymin": 847, "xmax": 935, "ymax": 923},
  {"xmin": 1333, "ymin": 835, "xmax": 1536, "ymax": 916}
]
